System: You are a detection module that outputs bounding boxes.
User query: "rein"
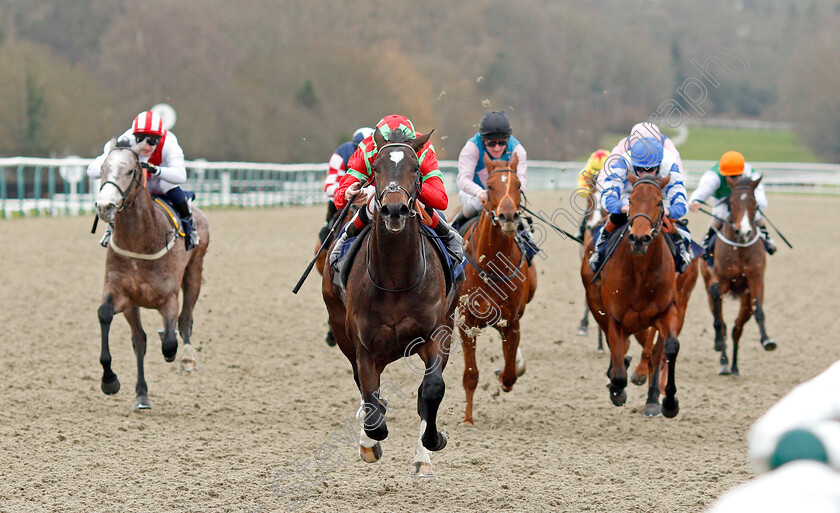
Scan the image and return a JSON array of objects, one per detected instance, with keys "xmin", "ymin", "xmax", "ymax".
[
  {"xmin": 712, "ymin": 226, "xmax": 761, "ymax": 248},
  {"xmin": 628, "ymin": 179, "xmax": 665, "ymax": 238},
  {"xmin": 99, "ymin": 147, "xmax": 143, "ymax": 212},
  {"xmin": 365, "ymin": 222, "xmax": 428, "ymax": 293}
]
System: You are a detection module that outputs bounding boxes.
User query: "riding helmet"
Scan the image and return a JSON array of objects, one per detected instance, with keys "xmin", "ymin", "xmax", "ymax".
[{"xmin": 479, "ymin": 111, "xmax": 512, "ymax": 140}]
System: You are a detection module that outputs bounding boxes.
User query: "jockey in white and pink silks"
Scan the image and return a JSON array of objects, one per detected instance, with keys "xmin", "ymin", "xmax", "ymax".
[{"xmin": 87, "ymin": 111, "xmax": 200, "ymax": 250}]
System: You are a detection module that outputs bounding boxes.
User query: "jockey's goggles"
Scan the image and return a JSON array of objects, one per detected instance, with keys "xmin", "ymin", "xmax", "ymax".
[
  {"xmin": 136, "ymin": 134, "xmax": 161, "ymax": 146},
  {"xmin": 483, "ymin": 139, "xmax": 508, "ymax": 148},
  {"xmin": 633, "ymin": 165, "xmax": 659, "ymax": 175}
]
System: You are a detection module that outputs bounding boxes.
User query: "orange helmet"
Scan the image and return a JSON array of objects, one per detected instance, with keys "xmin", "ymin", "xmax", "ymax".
[
  {"xmin": 720, "ymin": 151, "xmax": 745, "ymax": 176},
  {"xmin": 586, "ymin": 149, "xmax": 610, "ymax": 172}
]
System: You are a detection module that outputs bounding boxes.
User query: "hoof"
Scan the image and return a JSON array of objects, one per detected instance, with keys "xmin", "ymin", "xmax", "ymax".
[
  {"xmin": 101, "ymin": 376, "xmax": 121, "ymax": 395},
  {"xmin": 630, "ymin": 372, "xmax": 647, "ymax": 386},
  {"xmin": 719, "ymin": 365, "xmax": 731, "ymax": 376},
  {"xmin": 609, "ymin": 389, "xmax": 627, "ymax": 407},
  {"xmin": 761, "ymin": 339, "xmax": 777, "ymax": 351},
  {"xmin": 359, "ymin": 442, "xmax": 382, "ymax": 463},
  {"xmin": 576, "ymin": 326, "xmax": 588, "ymax": 337},
  {"xmin": 495, "ymin": 370, "xmax": 515, "ymax": 393},
  {"xmin": 159, "ymin": 329, "xmax": 177, "ymax": 362},
  {"xmin": 662, "ymin": 397, "xmax": 679, "ymax": 418},
  {"xmin": 644, "ymin": 402, "xmax": 662, "ymax": 417},
  {"xmin": 325, "ymin": 330, "xmax": 337, "ymax": 347},
  {"xmin": 410, "ymin": 461, "xmax": 435, "ymax": 478},
  {"xmin": 731, "ymin": 367, "xmax": 740, "ymax": 377},
  {"xmin": 179, "ymin": 345, "xmax": 197, "ymax": 372},
  {"xmin": 133, "ymin": 395, "xmax": 151, "ymax": 410},
  {"xmin": 462, "ymin": 418, "xmax": 475, "ymax": 427}
]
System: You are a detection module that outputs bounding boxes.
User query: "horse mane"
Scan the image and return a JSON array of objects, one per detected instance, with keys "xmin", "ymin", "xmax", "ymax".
[
  {"xmin": 384, "ymin": 129, "xmax": 414, "ymax": 145},
  {"xmin": 115, "ymin": 137, "xmax": 133, "ymax": 148}
]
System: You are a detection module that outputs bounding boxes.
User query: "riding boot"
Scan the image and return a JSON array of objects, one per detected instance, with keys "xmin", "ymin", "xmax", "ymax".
[
  {"xmin": 758, "ymin": 222, "xmax": 777, "ymax": 255},
  {"xmin": 671, "ymin": 227, "xmax": 692, "ymax": 273},
  {"xmin": 433, "ymin": 217, "xmax": 466, "ymax": 279},
  {"xmin": 700, "ymin": 226, "xmax": 715, "ymax": 251},
  {"xmin": 318, "ymin": 224, "xmax": 330, "ymax": 244},
  {"xmin": 181, "ymin": 214, "xmax": 200, "ymax": 251},
  {"xmin": 576, "ymin": 217, "xmax": 588, "ymax": 242},
  {"xmin": 517, "ymin": 219, "xmax": 540, "ymax": 265},
  {"xmin": 99, "ymin": 223, "xmax": 113, "ymax": 247},
  {"xmin": 588, "ymin": 226, "xmax": 611, "ymax": 272},
  {"xmin": 166, "ymin": 188, "xmax": 200, "ymax": 251},
  {"xmin": 450, "ymin": 210, "xmax": 469, "ymax": 232},
  {"xmin": 329, "ymin": 223, "xmax": 360, "ymax": 266}
]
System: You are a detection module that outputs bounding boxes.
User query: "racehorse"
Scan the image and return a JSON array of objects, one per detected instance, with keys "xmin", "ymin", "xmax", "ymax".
[
  {"xmin": 581, "ymin": 174, "xmax": 683, "ymax": 418},
  {"xmin": 701, "ymin": 174, "xmax": 775, "ymax": 376},
  {"xmin": 315, "ymin": 202, "xmax": 359, "ymax": 347},
  {"xmin": 94, "ymin": 139, "xmax": 209, "ymax": 409},
  {"xmin": 322, "ymin": 128, "xmax": 461, "ymax": 477},
  {"xmin": 457, "ymin": 154, "xmax": 537, "ymax": 425}
]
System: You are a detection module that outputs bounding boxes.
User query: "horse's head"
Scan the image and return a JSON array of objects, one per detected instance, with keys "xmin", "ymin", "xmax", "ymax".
[
  {"xmin": 96, "ymin": 138, "xmax": 145, "ymax": 222},
  {"xmin": 626, "ymin": 173, "xmax": 669, "ymax": 255},
  {"xmin": 483, "ymin": 153, "xmax": 522, "ymax": 235},
  {"xmin": 371, "ymin": 127, "xmax": 432, "ymax": 233},
  {"xmin": 725, "ymin": 174, "xmax": 761, "ymax": 243}
]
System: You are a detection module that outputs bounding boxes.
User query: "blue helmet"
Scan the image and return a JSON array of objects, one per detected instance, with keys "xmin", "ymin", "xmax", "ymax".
[
  {"xmin": 629, "ymin": 137, "xmax": 664, "ymax": 169},
  {"xmin": 353, "ymin": 127, "xmax": 374, "ymax": 146}
]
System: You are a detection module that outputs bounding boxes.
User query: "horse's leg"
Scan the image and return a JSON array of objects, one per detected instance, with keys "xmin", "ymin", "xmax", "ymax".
[
  {"xmin": 631, "ymin": 329, "xmax": 653, "ymax": 386},
  {"xmin": 730, "ymin": 294, "xmax": 754, "ymax": 378},
  {"xmin": 577, "ymin": 304, "xmax": 590, "ymax": 337},
  {"xmin": 356, "ymin": 398, "xmax": 383, "ymax": 464},
  {"xmin": 656, "ymin": 305, "xmax": 681, "ymax": 419},
  {"xmin": 751, "ymin": 279, "xmax": 776, "ymax": 351},
  {"xmin": 158, "ymin": 296, "xmax": 179, "ymax": 363},
  {"xmin": 644, "ymin": 332, "xmax": 666, "ymax": 417},
  {"xmin": 598, "ymin": 326, "xmax": 604, "ymax": 353},
  {"xmin": 98, "ymin": 294, "xmax": 120, "ymax": 395},
  {"xmin": 356, "ymin": 347, "xmax": 387, "ymax": 442},
  {"xmin": 412, "ymin": 335, "xmax": 450, "ymax": 478},
  {"xmin": 459, "ymin": 322, "xmax": 479, "ymax": 426},
  {"xmin": 124, "ymin": 306, "xmax": 150, "ymax": 409},
  {"xmin": 178, "ymin": 259, "xmax": 203, "ymax": 372},
  {"xmin": 496, "ymin": 320, "xmax": 522, "ymax": 392},
  {"xmin": 526, "ymin": 263, "xmax": 537, "ymax": 303},
  {"xmin": 708, "ymin": 280, "xmax": 730, "ymax": 374},
  {"xmin": 606, "ymin": 320, "xmax": 628, "ymax": 407}
]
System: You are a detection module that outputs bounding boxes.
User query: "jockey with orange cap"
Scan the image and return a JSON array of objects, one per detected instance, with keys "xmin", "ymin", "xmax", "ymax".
[
  {"xmin": 689, "ymin": 150, "xmax": 776, "ymax": 256},
  {"xmin": 329, "ymin": 114, "xmax": 466, "ymax": 271},
  {"xmin": 575, "ymin": 149, "xmax": 610, "ymax": 240},
  {"xmin": 87, "ymin": 111, "xmax": 200, "ymax": 250}
]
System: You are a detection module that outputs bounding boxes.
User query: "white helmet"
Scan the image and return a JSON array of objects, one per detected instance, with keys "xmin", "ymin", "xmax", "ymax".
[{"xmin": 353, "ymin": 127, "xmax": 375, "ymax": 145}]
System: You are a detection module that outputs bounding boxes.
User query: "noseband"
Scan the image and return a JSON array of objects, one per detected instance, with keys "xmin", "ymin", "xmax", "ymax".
[
  {"xmin": 628, "ymin": 179, "xmax": 665, "ymax": 238},
  {"xmin": 483, "ymin": 168, "xmax": 521, "ymax": 226},
  {"xmin": 98, "ymin": 147, "xmax": 143, "ymax": 212},
  {"xmin": 372, "ymin": 143, "xmax": 421, "ymax": 215}
]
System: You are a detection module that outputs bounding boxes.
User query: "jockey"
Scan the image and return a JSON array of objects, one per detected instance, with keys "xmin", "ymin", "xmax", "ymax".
[
  {"xmin": 329, "ymin": 114, "xmax": 466, "ymax": 271},
  {"xmin": 87, "ymin": 111, "xmax": 200, "ymax": 251},
  {"xmin": 319, "ymin": 126, "xmax": 374, "ymax": 243},
  {"xmin": 451, "ymin": 110, "xmax": 539, "ymax": 264},
  {"xmin": 575, "ymin": 149, "xmax": 610, "ymax": 240},
  {"xmin": 689, "ymin": 150, "xmax": 776, "ymax": 255},
  {"xmin": 588, "ymin": 137, "xmax": 692, "ymax": 273}
]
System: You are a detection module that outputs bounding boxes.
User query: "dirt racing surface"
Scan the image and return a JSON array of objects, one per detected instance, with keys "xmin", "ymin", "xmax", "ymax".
[{"xmin": 0, "ymin": 191, "xmax": 838, "ymax": 512}]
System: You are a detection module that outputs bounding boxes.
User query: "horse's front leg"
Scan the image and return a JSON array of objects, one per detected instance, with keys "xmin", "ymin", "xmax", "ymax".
[
  {"xmin": 124, "ymin": 306, "xmax": 150, "ymax": 409},
  {"xmin": 656, "ymin": 305, "xmax": 681, "ymax": 418},
  {"xmin": 158, "ymin": 296, "xmax": 179, "ymax": 363},
  {"xmin": 644, "ymin": 332, "xmax": 666, "ymax": 417},
  {"xmin": 631, "ymin": 329, "xmax": 654, "ymax": 386},
  {"xmin": 708, "ymin": 279, "xmax": 730, "ymax": 374},
  {"xmin": 355, "ymin": 346, "xmax": 387, "ymax": 465},
  {"xmin": 458, "ymin": 318, "xmax": 479, "ymax": 426},
  {"xmin": 496, "ymin": 319, "xmax": 524, "ymax": 392},
  {"xmin": 577, "ymin": 304, "xmax": 590, "ymax": 338},
  {"xmin": 750, "ymin": 279, "xmax": 776, "ymax": 351},
  {"xmin": 412, "ymin": 331, "xmax": 451, "ymax": 478},
  {"xmin": 606, "ymin": 320, "xmax": 629, "ymax": 407},
  {"xmin": 98, "ymin": 294, "xmax": 120, "ymax": 395}
]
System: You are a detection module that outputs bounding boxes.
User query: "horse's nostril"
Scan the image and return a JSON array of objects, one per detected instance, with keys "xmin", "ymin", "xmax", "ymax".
[
  {"xmin": 628, "ymin": 233, "xmax": 637, "ymax": 243},
  {"xmin": 642, "ymin": 234, "xmax": 652, "ymax": 244},
  {"xmin": 398, "ymin": 204, "xmax": 409, "ymax": 217},
  {"xmin": 380, "ymin": 204, "xmax": 390, "ymax": 217}
]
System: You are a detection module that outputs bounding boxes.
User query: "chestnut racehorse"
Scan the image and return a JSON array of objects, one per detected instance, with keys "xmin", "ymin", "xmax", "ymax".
[
  {"xmin": 95, "ymin": 140, "xmax": 210, "ymax": 410},
  {"xmin": 458, "ymin": 154, "xmax": 537, "ymax": 425},
  {"xmin": 701, "ymin": 174, "xmax": 775, "ymax": 376},
  {"xmin": 322, "ymin": 128, "xmax": 461, "ymax": 477},
  {"xmin": 581, "ymin": 174, "xmax": 683, "ymax": 418}
]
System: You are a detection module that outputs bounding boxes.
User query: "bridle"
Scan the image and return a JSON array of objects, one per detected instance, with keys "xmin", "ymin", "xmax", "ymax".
[
  {"xmin": 98, "ymin": 147, "xmax": 143, "ymax": 212},
  {"xmin": 482, "ymin": 168, "xmax": 522, "ymax": 226},
  {"xmin": 372, "ymin": 143, "xmax": 421, "ymax": 216},
  {"xmin": 628, "ymin": 178, "xmax": 665, "ymax": 238},
  {"xmin": 717, "ymin": 184, "xmax": 760, "ymax": 246}
]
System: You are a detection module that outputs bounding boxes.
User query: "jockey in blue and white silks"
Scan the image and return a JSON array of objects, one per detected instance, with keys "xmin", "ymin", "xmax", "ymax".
[{"xmin": 589, "ymin": 137, "xmax": 692, "ymax": 273}]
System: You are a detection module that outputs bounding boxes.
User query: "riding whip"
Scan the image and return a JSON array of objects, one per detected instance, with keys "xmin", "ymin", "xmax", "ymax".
[
  {"xmin": 757, "ymin": 208, "xmax": 793, "ymax": 249},
  {"xmin": 520, "ymin": 205, "xmax": 583, "ymax": 245},
  {"xmin": 591, "ymin": 223, "xmax": 629, "ymax": 282},
  {"xmin": 292, "ymin": 177, "xmax": 371, "ymax": 294},
  {"xmin": 90, "ymin": 215, "xmax": 99, "ymax": 234}
]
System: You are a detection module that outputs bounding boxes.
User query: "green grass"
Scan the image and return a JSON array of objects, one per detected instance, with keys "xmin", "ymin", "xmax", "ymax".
[{"xmin": 596, "ymin": 127, "xmax": 821, "ymax": 163}]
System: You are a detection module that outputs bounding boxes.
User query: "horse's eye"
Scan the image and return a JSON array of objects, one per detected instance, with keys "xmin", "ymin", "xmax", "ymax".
[{"xmin": 486, "ymin": 186, "xmax": 493, "ymax": 191}]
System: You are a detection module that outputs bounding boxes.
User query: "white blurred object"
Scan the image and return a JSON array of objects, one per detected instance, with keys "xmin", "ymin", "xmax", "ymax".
[
  {"xmin": 151, "ymin": 103, "xmax": 177, "ymax": 130},
  {"xmin": 706, "ymin": 461, "xmax": 840, "ymax": 513}
]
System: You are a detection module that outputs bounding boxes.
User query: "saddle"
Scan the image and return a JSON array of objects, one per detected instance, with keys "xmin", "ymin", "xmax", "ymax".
[
  {"xmin": 331, "ymin": 224, "xmax": 458, "ymax": 296},
  {"xmin": 151, "ymin": 191, "xmax": 196, "ymax": 239}
]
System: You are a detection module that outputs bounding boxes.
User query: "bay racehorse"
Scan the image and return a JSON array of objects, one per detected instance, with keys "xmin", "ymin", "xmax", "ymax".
[
  {"xmin": 701, "ymin": 174, "xmax": 775, "ymax": 376},
  {"xmin": 315, "ymin": 202, "xmax": 359, "ymax": 347},
  {"xmin": 581, "ymin": 174, "xmax": 682, "ymax": 418},
  {"xmin": 458, "ymin": 154, "xmax": 537, "ymax": 425},
  {"xmin": 95, "ymin": 139, "xmax": 209, "ymax": 409},
  {"xmin": 322, "ymin": 128, "xmax": 461, "ymax": 477}
]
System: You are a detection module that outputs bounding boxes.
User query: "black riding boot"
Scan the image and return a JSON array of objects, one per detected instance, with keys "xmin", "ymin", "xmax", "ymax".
[
  {"xmin": 433, "ymin": 217, "xmax": 466, "ymax": 281},
  {"xmin": 758, "ymin": 223, "xmax": 777, "ymax": 255},
  {"xmin": 166, "ymin": 188, "xmax": 199, "ymax": 251}
]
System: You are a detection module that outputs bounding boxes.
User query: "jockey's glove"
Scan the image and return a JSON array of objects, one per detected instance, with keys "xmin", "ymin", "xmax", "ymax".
[{"xmin": 141, "ymin": 162, "xmax": 161, "ymax": 176}]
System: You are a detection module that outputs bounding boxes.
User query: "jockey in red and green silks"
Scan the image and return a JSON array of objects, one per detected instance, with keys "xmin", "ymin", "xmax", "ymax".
[{"xmin": 330, "ymin": 114, "xmax": 465, "ymax": 272}]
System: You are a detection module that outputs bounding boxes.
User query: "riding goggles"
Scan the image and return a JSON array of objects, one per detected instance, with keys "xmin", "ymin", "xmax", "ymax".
[
  {"xmin": 136, "ymin": 134, "xmax": 161, "ymax": 146},
  {"xmin": 483, "ymin": 139, "xmax": 508, "ymax": 148}
]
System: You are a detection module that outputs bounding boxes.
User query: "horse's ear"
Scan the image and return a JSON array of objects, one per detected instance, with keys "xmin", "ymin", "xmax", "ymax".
[
  {"xmin": 411, "ymin": 129, "xmax": 433, "ymax": 154},
  {"xmin": 483, "ymin": 152, "xmax": 493, "ymax": 171},
  {"xmin": 627, "ymin": 172, "xmax": 639, "ymax": 185},
  {"xmin": 658, "ymin": 174, "xmax": 671, "ymax": 189},
  {"xmin": 751, "ymin": 174, "xmax": 763, "ymax": 188},
  {"xmin": 509, "ymin": 152, "xmax": 519, "ymax": 171},
  {"xmin": 374, "ymin": 128, "xmax": 387, "ymax": 149}
]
